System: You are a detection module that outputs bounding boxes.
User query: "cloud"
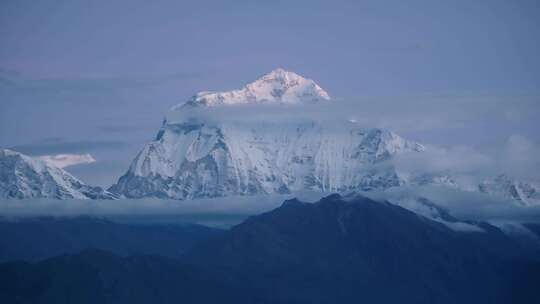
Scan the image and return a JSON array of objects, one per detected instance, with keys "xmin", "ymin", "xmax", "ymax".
[
  {"xmin": 9, "ymin": 138, "xmax": 128, "ymax": 155},
  {"xmin": 388, "ymin": 134, "xmax": 540, "ymax": 188},
  {"xmin": 0, "ymin": 191, "xmax": 326, "ymax": 228},
  {"xmin": 0, "ymin": 69, "xmax": 204, "ymax": 93},
  {"xmin": 38, "ymin": 153, "xmax": 96, "ymax": 169},
  {"xmin": 363, "ymin": 186, "xmax": 540, "ymax": 224},
  {"xmin": 164, "ymin": 98, "xmax": 468, "ymax": 135},
  {"xmin": 499, "ymin": 134, "xmax": 540, "ymax": 180},
  {"xmin": 393, "ymin": 145, "xmax": 493, "ymax": 175},
  {"xmin": 99, "ymin": 124, "xmax": 149, "ymax": 134},
  {"xmin": 163, "ymin": 93, "xmax": 540, "ymax": 138},
  {"xmin": 1, "ymin": 188, "xmax": 539, "ymax": 229}
]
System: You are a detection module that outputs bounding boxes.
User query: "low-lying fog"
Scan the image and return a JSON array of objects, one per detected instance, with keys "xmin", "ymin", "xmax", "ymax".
[{"xmin": 1, "ymin": 188, "xmax": 539, "ymax": 228}]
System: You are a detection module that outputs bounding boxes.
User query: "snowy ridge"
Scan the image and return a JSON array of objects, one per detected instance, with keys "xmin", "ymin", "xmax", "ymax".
[{"xmin": 0, "ymin": 149, "xmax": 116, "ymax": 199}]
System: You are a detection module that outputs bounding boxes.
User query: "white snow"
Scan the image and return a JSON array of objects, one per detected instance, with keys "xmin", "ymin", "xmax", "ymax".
[
  {"xmin": 0, "ymin": 149, "xmax": 114, "ymax": 199},
  {"xmin": 171, "ymin": 68, "xmax": 331, "ymax": 109}
]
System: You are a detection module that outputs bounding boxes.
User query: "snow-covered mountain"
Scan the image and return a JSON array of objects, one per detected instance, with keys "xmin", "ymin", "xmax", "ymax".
[
  {"xmin": 110, "ymin": 69, "xmax": 424, "ymax": 199},
  {"xmin": 174, "ymin": 68, "xmax": 331, "ymax": 109},
  {"xmin": 479, "ymin": 174, "xmax": 540, "ymax": 206},
  {"xmin": 110, "ymin": 69, "xmax": 538, "ymax": 205},
  {"xmin": 397, "ymin": 170, "xmax": 540, "ymax": 206},
  {"xmin": 0, "ymin": 149, "xmax": 116, "ymax": 199}
]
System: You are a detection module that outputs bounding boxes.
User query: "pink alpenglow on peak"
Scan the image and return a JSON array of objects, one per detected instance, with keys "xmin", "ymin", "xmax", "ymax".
[{"xmin": 173, "ymin": 68, "xmax": 331, "ymax": 109}]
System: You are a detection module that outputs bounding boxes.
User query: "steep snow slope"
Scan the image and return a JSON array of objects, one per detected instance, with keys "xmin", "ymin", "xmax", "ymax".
[{"xmin": 0, "ymin": 149, "xmax": 116, "ymax": 199}]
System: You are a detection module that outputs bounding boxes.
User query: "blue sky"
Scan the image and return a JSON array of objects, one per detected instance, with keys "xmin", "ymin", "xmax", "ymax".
[{"xmin": 1, "ymin": 0, "xmax": 539, "ymax": 186}]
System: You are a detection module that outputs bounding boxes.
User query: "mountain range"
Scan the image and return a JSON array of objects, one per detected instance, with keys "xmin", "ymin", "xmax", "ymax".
[
  {"xmin": 1, "ymin": 194, "xmax": 539, "ymax": 303},
  {"xmin": 1, "ymin": 69, "xmax": 539, "ymax": 206},
  {"xmin": 108, "ymin": 69, "xmax": 539, "ymax": 205},
  {"xmin": 0, "ymin": 217, "xmax": 221, "ymax": 262}
]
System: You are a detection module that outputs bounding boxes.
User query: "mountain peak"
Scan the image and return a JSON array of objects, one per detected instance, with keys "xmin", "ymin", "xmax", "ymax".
[
  {"xmin": 0, "ymin": 149, "xmax": 116, "ymax": 200},
  {"xmin": 1, "ymin": 148, "xmax": 43, "ymax": 170},
  {"xmin": 175, "ymin": 68, "xmax": 330, "ymax": 109},
  {"xmin": 260, "ymin": 68, "xmax": 301, "ymax": 81},
  {"xmin": 265, "ymin": 67, "xmax": 289, "ymax": 76}
]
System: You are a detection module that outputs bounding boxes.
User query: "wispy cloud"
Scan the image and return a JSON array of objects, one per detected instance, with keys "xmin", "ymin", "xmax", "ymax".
[
  {"xmin": 365, "ymin": 186, "xmax": 540, "ymax": 224},
  {"xmin": 39, "ymin": 153, "xmax": 96, "ymax": 169},
  {"xmin": 0, "ymin": 192, "xmax": 324, "ymax": 227},
  {"xmin": 0, "ymin": 189, "xmax": 538, "ymax": 228},
  {"xmin": 9, "ymin": 138, "xmax": 128, "ymax": 155},
  {"xmin": 390, "ymin": 134, "xmax": 540, "ymax": 184},
  {"xmin": 500, "ymin": 134, "xmax": 540, "ymax": 180},
  {"xmin": 0, "ymin": 69, "xmax": 204, "ymax": 93},
  {"xmin": 165, "ymin": 93, "xmax": 540, "ymax": 136}
]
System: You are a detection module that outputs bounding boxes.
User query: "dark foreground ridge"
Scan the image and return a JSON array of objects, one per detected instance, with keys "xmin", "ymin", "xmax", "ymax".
[
  {"xmin": 1, "ymin": 194, "xmax": 539, "ymax": 304},
  {"xmin": 0, "ymin": 216, "xmax": 223, "ymax": 262}
]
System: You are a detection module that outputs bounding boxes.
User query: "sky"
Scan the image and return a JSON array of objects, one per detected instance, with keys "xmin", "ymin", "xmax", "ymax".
[{"xmin": 1, "ymin": 0, "xmax": 539, "ymax": 187}]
